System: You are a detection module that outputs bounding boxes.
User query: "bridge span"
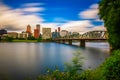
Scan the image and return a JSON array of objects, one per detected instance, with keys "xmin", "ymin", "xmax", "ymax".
[{"xmin": 54, "ymin": 30, "xmax": 108, "ymax": 47}]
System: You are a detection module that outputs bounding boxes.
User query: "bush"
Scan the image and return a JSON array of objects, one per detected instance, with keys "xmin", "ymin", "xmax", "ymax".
[
  {"xmin": 37, "ymin": 37, "xmax": 42, "ymax": 42},
  {"xmin": 5, "ymin": 36, "xmax": 14, "ymax": 42},
  {"xmin": 27, "ymin": 36, "xmax": 36, "ymax": 40},
  {"xmin": 100, "ymin": 50, "xmax": 120, "ymax": 80},
  {"xmin": 64, "ymin": 50, "xmax": 84, "ymax": 75},
  {"xmin": 36, "ymin": 50, "xmax": 84, "ymax": 80}
]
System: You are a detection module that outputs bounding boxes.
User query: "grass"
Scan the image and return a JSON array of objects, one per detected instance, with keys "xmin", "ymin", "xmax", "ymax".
[{"xmin": 13, "ymin": 40, "xmax": 37, "ymax": 42}]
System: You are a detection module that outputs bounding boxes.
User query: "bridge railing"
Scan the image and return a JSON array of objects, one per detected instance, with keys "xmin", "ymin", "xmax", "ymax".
[{"xmin": 54, "ymin": 30, "xmax": 108, "ymax": 40}]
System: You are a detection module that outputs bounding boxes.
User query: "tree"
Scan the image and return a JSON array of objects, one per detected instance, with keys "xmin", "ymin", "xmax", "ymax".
[
  {"xmin": 37, "ymin": 37, "xmax": 42, "ymax": 42},
  {"xmin": 5, "ymin": 36, "xmax": 14, "ymax": 42},
  {"xmin": 64, "ymin": 50, "xmax": 84, "ymax": 75},
  {"xmin": 99, "ymin": 0, "xmax": 120, "ymax": 50}
]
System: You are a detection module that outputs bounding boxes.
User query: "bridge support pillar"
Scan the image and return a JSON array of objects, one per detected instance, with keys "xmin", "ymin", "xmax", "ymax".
[
  {"xmin": 80, "ymin": 40, "xmax": 85, "ymax": 47},
  {"xmin": 68, "ymin": 40, "xmax": 72, "ymax": 45},
  {"xmin": 56, "ymin": 40, "xmax": 60, "ymax": 43},
  {"xmin": 62, "ymin": 40, "xmax": 65, "ymax": 44}
]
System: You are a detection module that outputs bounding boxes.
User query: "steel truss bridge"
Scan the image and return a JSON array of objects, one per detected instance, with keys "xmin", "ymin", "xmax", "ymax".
[{"xmin": 54, "ymin": 30, "xmax": 108, "ymax": 47}]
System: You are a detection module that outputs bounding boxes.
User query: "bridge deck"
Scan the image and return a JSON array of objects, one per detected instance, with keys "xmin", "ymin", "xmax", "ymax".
[{"xmin": 54, "ymin": 38, "xmax": 107, "ymax": 41}]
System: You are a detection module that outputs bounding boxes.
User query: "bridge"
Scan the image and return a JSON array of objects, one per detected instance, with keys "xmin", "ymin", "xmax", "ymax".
[{"xmin": 54, "ymin": 30, "xmax": 108, "ymax": 47}]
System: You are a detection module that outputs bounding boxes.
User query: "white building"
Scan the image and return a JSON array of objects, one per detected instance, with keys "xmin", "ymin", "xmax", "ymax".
[
  {"xmin": 42, "ymin": 28, "xmax": 51, "ymax": 39},
  {"xmin": 7, "ymin": 32, "xmax": 18, "ymax": 38},
  {"xmin": 60, "ymin": 30, "xmax": 68, "ymax": 37},
  {"xmin": 18, "ymin": 33, "xmax": 28, "ymax": 39}
]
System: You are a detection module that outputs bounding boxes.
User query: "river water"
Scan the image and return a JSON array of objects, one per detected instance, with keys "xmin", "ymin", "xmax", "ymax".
[{"xmin": 0, "ymin": 42, "xmax": 110, "ymax": 80}]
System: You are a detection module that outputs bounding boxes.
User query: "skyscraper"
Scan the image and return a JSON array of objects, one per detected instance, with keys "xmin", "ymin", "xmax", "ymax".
[
  {"xmin": 36, "ymin": 24, "xmax": 40, "ymax": 33},
  {"xmin": 26, "ymin": 24, "xmax": 32, "ymax": 37},
  {"xmin": 34, "ymin": 29, "xmax": 39, "ymax": 39},
  {"xmin": 58, "ymin": 27, "xmax": 60, "ymax": 32},
  {"xmin": 57, "ymin": 27, "xmax": 60, "ymax": 37},
  {"xmin": 26, "ymin": 24, "xmax": 31, "ymax": 33},
  {"xmin": 34, "ymin": 24, "xmax": 40, "ymax": 39},
  {"xmin": 42, "ymin": 28, "xmax": 51, "ymax": 39}
]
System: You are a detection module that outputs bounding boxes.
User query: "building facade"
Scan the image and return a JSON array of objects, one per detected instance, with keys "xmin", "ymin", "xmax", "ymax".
[
  {"xmin": 60, "ymin": 30, "xmax": 68, "ymax": 37},
  {"xmin": 18, "ymin": 33, "xmax": 28, "ymax": 39},
  {"xmin": 34, "ymin": 29, "xmax": 39, "ymax": 39},
  {"xmin": 7, "ymin": 32, "xmax": 18, "ymax": 38},
  {"xmin": 42, "ymin": 28, "xmax": 51, "ymax": 39},
  {"xmin": 36, "ymin": 24, "xmax": 40, "ymax": 32},
  {"xmin": 58, "ymin": 27, "xmax": 60, "ymax": 32},
  {"xmin": 52, "ymin": 29, "xmax": 60, "ymax": 39},
  {"xmin": 26, "ymin": 24, "xmax": 32, "ymax": 36}
]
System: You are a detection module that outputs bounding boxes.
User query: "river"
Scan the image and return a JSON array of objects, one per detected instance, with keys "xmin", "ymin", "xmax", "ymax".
[{"xmin": 0, "ymin": 42, "xmax": 110, "ymax": 80}]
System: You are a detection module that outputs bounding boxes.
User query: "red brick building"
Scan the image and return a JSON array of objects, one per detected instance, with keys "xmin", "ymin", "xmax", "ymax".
[{"xmin": 34, "ymin": 29, "xmax": 39, "ymax": 39}]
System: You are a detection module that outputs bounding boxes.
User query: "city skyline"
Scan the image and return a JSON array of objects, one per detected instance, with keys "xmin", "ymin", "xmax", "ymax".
[{"xmin": 0, "ymin": 0, "xmax": 106, "ymax": 34}]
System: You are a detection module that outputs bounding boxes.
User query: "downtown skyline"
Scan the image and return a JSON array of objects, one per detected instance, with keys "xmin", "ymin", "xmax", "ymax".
[{"xmin": 0, "ymin": 0, "xmax": 106, "ymax": 34}]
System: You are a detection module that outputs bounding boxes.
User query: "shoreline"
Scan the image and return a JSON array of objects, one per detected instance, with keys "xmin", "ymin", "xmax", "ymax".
[{"xmin": 0, "ymin": 40, "xmax": 54, "ymax": 43}]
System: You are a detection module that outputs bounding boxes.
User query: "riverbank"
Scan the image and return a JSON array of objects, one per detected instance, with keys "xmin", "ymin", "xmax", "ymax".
[
  {"xmin": 0, "ymin": 39, "xmax": 53, "ymax": 42},
  {"xmin": 13, "ymin": 40, "xmax": 37, "ymax": 42}
]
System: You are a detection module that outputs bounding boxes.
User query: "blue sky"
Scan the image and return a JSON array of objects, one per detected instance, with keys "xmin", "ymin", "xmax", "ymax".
[{"xmin": 0, "ymin": 0, "xmax": 105, "ymax": 33}]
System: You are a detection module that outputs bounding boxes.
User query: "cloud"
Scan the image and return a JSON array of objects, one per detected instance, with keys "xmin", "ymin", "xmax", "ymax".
[
  {"xmin": 76, "ymin": 3, "xmax": 106, "ymax": 33},
  {"xmin": 22, "ymin": 7, "xmax": 45, "ymax": 12},
  {"xmin": 0, "ymin": 2, "xmax": 105, "ymax": 34},
  {"xmin": 60, "ymin": 20, "xmax": 94, "ymax": 33},
  {"xmin": 91, "ymin": 26, "xmax": 106, "ymax": 31},
  {"xmin": 40, "ymin": 19, "xmax": 106, "ymax": 34},
  {"xmin": 39, "ymin": 20, "xmax": 94, "ymax": 33},
  {"xmin": 22, "ymin": 3, "xmax": 44, "ymax": 7},
  {"xmin": 41, "ymin": 23, "xmax": 62, "ymax": 32},
  {"xmin": 59, "ymin": 20, "xmax": 105, "ymax": 34},
  {"xmin": 0, "ymin": 3, "xmax": 44, "ymax": 32},
  {"xmin": 90, "ymin": 4, "xmax": 98, "ymax": 9},
  {"xmin": 21, "ymin": 3, "xmax": 45, "ymax": 13},
  {"xmin": 79, "ymin": 4, "xmax": 99, "ymax": 19}
]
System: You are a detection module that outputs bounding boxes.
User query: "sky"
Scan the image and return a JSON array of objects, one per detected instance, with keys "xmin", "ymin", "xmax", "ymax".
[{"xmin": 0, "ymin": 0, "xmax": 106, "ymax": 34}]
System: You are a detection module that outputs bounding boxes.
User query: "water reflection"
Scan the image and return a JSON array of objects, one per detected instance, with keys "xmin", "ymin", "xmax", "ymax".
[{"xmin": 0, "ymin": 42, "xmax": 109, "ymax": 79}]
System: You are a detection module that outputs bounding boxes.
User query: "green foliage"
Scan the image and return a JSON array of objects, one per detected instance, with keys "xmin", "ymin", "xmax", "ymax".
[
  {"xmin": 79, "ymin": 69, "xmax": 94, "ymax": 80},
  {"xmin": 37, "ymin": 37, "xmax": 42, "ymax": 42},
  {"xmin": 27, "ymin": 36, "xmax": 36, "ymax": 40},
  {"xmin": 35, "ymin": 50, "xmax": 120, "ymax": 80},
  {"xmin": 100, "ymin": 50, "xmax": 120, "ymax": 80},
  {"xmin": 5, "ymin": 36, "xmax": 14, "ymax": 42},
  {"xmin": 64, "ymin": 50, "xmax": 84, "ymax": 75},
  {"xmin": 18, "ymin": 38, "xmax": 25, "ymax": 40},
  {"xmin": 0, "ymin": 73, "xmax": 12, "ymax": 80},
  {"xmin": 99, "ymin": 0, "xmax": 120, "ymax": 50},
  {"xmin": 36, "ymin": 50, "xmax": 84, "ymax": 80},
  {"xmin": 78, "ymin": 50, "xmax": 120, "ymax": 80},
  {"xmin": 12, "ymin": 40, "xmax": 37, "ymax": 42},
  {"xmin": 36, "ymin": 70, "xmax": 82, "ymax": 80},
  {"xmin": 46, "ymin": 38, "xmax": 52, "ymax": 41}
]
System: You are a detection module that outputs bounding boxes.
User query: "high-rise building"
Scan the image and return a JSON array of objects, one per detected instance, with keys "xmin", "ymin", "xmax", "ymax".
[
  {"xmin": 42, "ymin": 28, "xmax": 51, "ymax": 39},
  {"xmin": 36, "ymin": 24, "xmax": 40, "ymax": 32},
  {"xmin": 55, "ymin": 29, "xmax": 57, "ymax": 32},
  {"xmin": 26, "ymin": 24, "xmax": 32, "ymax": 36},
  {"xmin": 33, "ymin": 24, "xmax": 40, "ymax": 39},
  {"xmin": 34, "ymin": 29, "xmax": 39, "ymax": 39},
  {"xmin": 60, "ymin": 30, "xmax": 68, "ymax": 37},
  {"xmin": 26, "ymin": 25, "xmax": 31, "ymax": 33},
  {"xmin": 58, "ymin": 27, "xmax": 60, "ymax": 32}
]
